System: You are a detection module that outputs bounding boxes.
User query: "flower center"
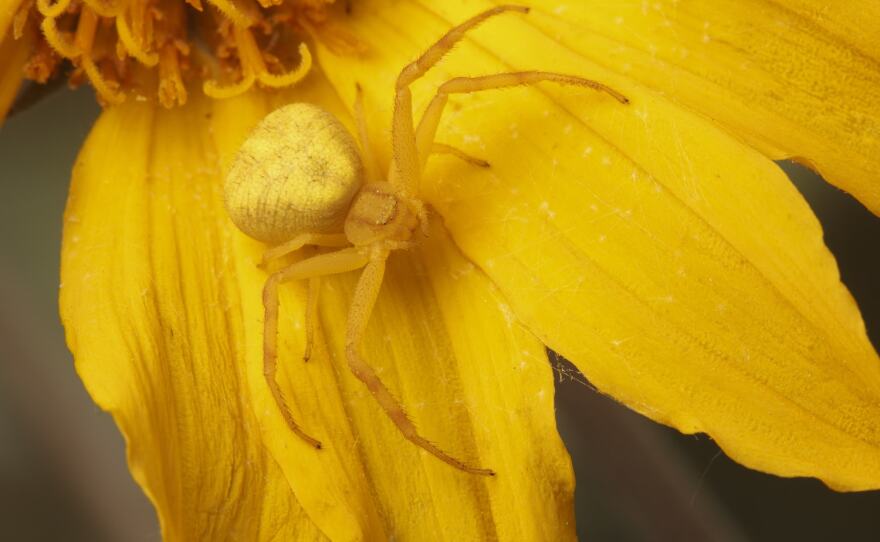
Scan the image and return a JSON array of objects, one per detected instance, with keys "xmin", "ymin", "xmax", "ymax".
[{"xmin": 10, "ymin": 0, "xmax": 361, "ymax": 107}]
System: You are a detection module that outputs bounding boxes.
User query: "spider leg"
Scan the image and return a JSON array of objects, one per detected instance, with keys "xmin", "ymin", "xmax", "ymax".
[
  {"xmin": 354, "ymin": 83, "xmax": 381, "ymax": 181},
  {"xmin": 264, "ymin": 247, "xmax": 370, "ymax": 448},
  {"xmin": 345, "ymin": 250, "xmax": 495, "ymax": 476},
  {"xmin": 431, "ymin": 143, "xmax": 490, "ymax": 168},
  {"xmin": 415, "ymin": 72, "xmax": 628, "ymax": 170},
  {"xmin": 390, "ymin": 5, "xmax": 529, "ymax": 194},
  {"xmin": 260, "ymin": 232, "xmax": 350, "ymax": 267},
  {"xmin": 303, "ymin": 277, "xmax": 320, "ymax": 362}
]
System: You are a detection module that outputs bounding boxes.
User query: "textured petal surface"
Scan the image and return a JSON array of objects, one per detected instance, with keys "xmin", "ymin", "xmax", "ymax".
[
  {"xmin": 527, "ymin": 0, "xmax": 880, "ymax": 214},
  {"xmin": 316, "ymin": 0, "xmax": 880, "ymax": 490},
  {"xmin": 211, "ymin": 78, "xmax": 575, "ymax": 541},
  {"xmin": 60, "ymin": 95, "xmax": 327, "ymax": 541}
]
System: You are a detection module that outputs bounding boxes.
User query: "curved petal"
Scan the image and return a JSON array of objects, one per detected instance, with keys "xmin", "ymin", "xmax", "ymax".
[
  {"xmin": 210, "ymin": 78, "xmax": 576, "ymax": 540},
  {"xmin": 0, "ymin": 0, "xmax": 24, "ymax": 37},
  {"xmin": 315, "ymin": 0, "xmax": 880, "ymax": 490},
  {"xmin": 60, "ymin": 96, "xmax": 327, "ymax": 540},
  {"xmin": 525, "ymin": 0, "xmax": 880, "ymax": 214},
  {"xmin": 0, "ymin": 34, "xmax": 28, "ymax": 122},
  {"xmin": 0, "ymin": 0, "xmax": 29, "ymax": 123}
]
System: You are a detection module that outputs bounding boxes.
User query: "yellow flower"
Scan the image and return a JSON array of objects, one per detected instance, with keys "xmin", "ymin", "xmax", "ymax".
[{"xmin": 3, "ymin": 0, "xmax": 880, "ymax": 539}]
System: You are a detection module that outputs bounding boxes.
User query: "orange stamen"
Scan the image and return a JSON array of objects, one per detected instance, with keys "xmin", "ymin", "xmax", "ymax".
[
  {"xmin": 73, "ymin": 6, "xmax": 99, "ymax": 53},
  {"xmin": 36, "ymin": 0, "xmax": 72, "ymax": 18},
  {"xmin": 24, "ymin": 38, "xmax": 62, "ymax": 83},
  {"xmin": 158, "ymin": 41, "xmax": 187, "ymax": 107},
  {"xmin": 203, "ymin": 72, "xmax": 255, "ymax": 98},
  {"xmin": 41, "ymin": 16, "xmax": 80, "ymax": 59},
  {"xmin": 81, "ymin": 56, "xmax": 126, "ymax": 104},
  {"xmin": 257, "ymin": 42, "xmax": 311, "ymax": 88},
  {"xmin": 206, "ymin": 0, "xmax": 258, "ymax": 27},
  {"xmin": 72, "ymin": 6, "xmax": 127, "ymax": 104},
  {"xmin": 81, "ymin": 0, "xmax": 121, "ymax": 18},
  {"xmin": 233, "ymin": 23, "xmax": 267, "ymax": 73},
  {"xmin": 18, "ymin": 0, "xmax": 346, "ymax": 106},
  {"xmin": 116, "ymin": 7, "xmax": 159, "ymax": 65}
]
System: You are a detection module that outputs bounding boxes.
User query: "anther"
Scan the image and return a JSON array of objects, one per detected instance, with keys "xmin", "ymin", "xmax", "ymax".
[
  {"xmin": 81, "ymin": 58, "xmax": 126, "ymax": 104},
  {"xmin": 158, "ymin": 42, "xmax": 187, "ymax": 107},
  {"xmin": 116, "ymin": 10, "xmax": 160, "ymax": 66},
  {"xmin": 23, "ymin": 39, "xmax": 61, "ymax": 83},
  {"xmin": 204, "ymin": 24, "xmax": 312, "ymax": 98}
]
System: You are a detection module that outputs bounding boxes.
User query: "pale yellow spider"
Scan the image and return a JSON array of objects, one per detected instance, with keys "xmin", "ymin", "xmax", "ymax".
[{"xmin": 224, "ymin": 5, "xmax": 629, "ymax": 476}]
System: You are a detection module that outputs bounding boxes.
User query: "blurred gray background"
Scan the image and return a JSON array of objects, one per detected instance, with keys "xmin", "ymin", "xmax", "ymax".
[{"xmin": 0, "ymin": 87, "xmax": 878, "ymax": 541}]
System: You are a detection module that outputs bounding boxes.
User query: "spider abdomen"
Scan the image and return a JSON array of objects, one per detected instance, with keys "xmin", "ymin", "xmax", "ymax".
[{"xmin": 225, "ymin": 103, "xmax": 364, "ymax": 243}]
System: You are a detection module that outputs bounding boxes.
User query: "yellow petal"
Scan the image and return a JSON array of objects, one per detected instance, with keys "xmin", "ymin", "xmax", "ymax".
[
  {"xmin": 525, "ymin": 0, "xmax": 880, "ymax": 214},
  {"xmin": 0, "ymin": 0, "xmax": 29, "ymax": 123},
  {"xmin": 210, "ymin": 77, "xmax": 575, "ymax": 540},
  {"xmin": 0, "ymin": 0, "xmax": 24, "ymax": 37},
  {"xmin": 315, "ymin": 1, "xmax": 880, "ymax": 490},
  {"xmin": 60, "ymin": 96, "xmax": 327, "ymax": 540}
]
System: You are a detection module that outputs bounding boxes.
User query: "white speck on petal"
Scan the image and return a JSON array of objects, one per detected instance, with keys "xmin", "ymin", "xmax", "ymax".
[
  {"xmin": 539, "ymin": 201, "xmax": 557, "ymax": 220},
  {"xmin": 498, "ymin": 302, "xmax": 516, "ymax": 327}
]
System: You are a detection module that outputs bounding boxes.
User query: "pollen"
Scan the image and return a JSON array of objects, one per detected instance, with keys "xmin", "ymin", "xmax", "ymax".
[{"xmin": 10, "ymin": 0, "xmax": 363, "ymax": 107}]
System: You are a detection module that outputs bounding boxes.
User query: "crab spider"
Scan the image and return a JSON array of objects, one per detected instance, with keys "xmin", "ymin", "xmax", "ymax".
[{"xmin": 224, "ymin": 4, "xmax": 629, "ymax": 476}]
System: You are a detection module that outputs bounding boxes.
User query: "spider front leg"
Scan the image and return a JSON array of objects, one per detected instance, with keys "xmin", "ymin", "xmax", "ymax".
[
  {"xmin": 415, "ymin": 72, "xmax": 629, "ymax": 169},
  {"xmin": 345, "ymin": 249, "xmax": 495, "ymax": 476},
  {"xmin": 263, "ymin": 247, "xmax": 370, "ymax": 448},
  {"xmin": 303, "ymin": 277, "xmax": 321, "ymax": 362},
  {"xmin": 390, "ymin": 5, "xmax": 529, "ymax": 194}
]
